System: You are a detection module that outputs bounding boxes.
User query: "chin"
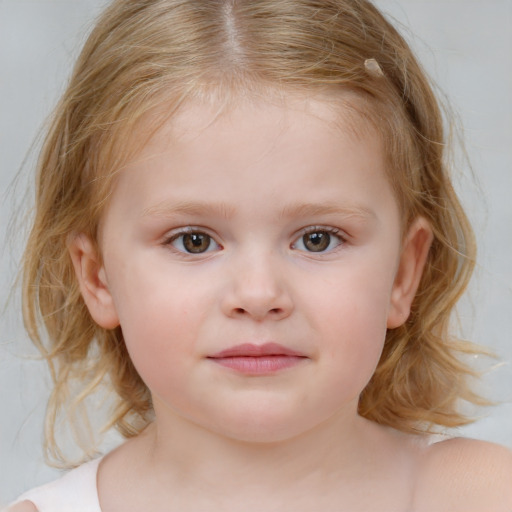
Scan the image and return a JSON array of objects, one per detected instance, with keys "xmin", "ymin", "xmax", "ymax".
[{"xmin": 205, "ymin": 405, "xmax": 321, "ymax": 445}]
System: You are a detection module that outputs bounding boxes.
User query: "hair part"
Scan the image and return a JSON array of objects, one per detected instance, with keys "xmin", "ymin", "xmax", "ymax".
[{"xmin": 22, "ymin": 0, "xmax": 485, "ymax": 466}]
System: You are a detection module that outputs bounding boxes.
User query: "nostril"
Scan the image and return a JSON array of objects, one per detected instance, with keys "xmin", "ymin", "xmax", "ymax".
[{"xmin": 232, "ymin": 307, "xmax": 283, "ymax": 318}]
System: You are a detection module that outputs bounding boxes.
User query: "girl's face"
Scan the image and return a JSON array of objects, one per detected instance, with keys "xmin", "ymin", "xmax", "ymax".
[{"xmin": 72, "ymin": 95, "xmax": 431, "ymax": 442}]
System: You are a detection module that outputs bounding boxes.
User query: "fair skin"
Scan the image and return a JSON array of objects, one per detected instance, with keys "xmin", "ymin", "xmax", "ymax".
[{"xmin": 12, "ymin": 96, "xmax": 512, "ymax": 512}]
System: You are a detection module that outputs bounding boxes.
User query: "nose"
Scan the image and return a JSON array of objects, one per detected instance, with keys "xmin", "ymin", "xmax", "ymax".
[{"xmin": 221, "ymin": 251, "xmax": 294, "ymax": 322}]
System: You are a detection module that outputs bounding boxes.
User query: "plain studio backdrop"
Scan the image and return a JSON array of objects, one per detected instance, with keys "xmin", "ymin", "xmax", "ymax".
[{"xmin": 0, "ymin": 0, "xmax": 511, "ymax": 505}]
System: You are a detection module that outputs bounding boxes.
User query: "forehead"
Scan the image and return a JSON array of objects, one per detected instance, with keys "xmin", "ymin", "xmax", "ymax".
[
  {"xmin": 127, "ymin": 89, "xmax": 380, "ymax": 162},
  {"xmin": 101, "ymin": 92, "xmax": 396, "ymax": 222},
  {"xmin": 91, "ymin": 89, "xmax": 390, "ymax": 237},
  {"xmin": 95, "ymin": 90, "xmax": 404, "ymax": 261},
  {"xmin": 92, "ymin": 91, "xmax": 399, "ymax": 236}
]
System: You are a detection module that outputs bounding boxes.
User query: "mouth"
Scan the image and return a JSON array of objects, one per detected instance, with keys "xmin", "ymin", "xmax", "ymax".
[{"xmin": 207, "ymin": 343, "xmax": 308, "ymax": 375}]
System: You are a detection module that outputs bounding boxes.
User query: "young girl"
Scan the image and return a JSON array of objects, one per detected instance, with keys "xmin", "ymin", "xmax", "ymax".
[{"xmin": 6, "ymin": 0, "xmax": 512, "ymax": 510}]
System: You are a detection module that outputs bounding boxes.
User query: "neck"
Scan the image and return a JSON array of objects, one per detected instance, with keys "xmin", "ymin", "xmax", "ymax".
[{"xmin": 140, "ymin": 402, "xmax": 383, "ymax": 495}]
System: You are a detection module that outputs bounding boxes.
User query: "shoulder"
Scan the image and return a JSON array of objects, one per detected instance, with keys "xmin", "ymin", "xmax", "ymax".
[
  {"xmin": 4, "ymin": 457, "xmax": 103, "ymax": 512},
  {"xmin": 413, "ymin": 437, "xmax": 512, "ymax": 511},
  {"xmin": 4, "ymin": 501, "xmax": 38, "ymax": 512}
]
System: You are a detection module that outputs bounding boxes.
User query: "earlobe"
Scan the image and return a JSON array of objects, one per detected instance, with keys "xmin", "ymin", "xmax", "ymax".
[
  {"xmin": 387, "ymin": 217, "xmax": 433, "ymax": 329},
  {"xmin": 68, "ymin": 233, "xmax": 120, "ymax": 329}
]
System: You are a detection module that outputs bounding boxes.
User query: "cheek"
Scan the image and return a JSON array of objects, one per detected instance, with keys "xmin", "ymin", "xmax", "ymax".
[
  {"xmin": 313, "ymin": 260, "xmax": 394, "ymax": 333},
  {"xmin": 307, "ymin": 261, "xmax": 395, "ymax": 382},
  {"xmin": 108, "ymin": 251, "xmax": 209, "ymax": 324},
  {"xmin": 323, "ymin": 294, "xmax": 388, "ymax": 361},
  {"xmin": 105, "ymin": 257, "xmax": 211, "ymax": 381}
]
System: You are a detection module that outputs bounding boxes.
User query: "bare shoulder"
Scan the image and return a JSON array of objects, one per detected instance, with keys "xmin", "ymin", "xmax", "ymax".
[
  {"xmin": 413, "ymin": 437, "xmax": 512, "ymax": 511},
  {"xmin": 3, "ymin": 501, "xmax": 38, "ymax": 512}
]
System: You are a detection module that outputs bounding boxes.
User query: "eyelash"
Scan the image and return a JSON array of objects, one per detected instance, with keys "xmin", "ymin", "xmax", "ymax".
[
  {"xmin": 292, "ymin": 226, "xmax": 346, "ymax": 254},
  {"xmin": 163, "ymin": 227, "xmax": 221, "ymax": 255},
  {"xmin": 162, "ymin": 226, "xmax": 347, "ymax": 255}
]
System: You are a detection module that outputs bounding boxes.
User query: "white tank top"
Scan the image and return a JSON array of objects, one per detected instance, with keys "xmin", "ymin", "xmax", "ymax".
[{"xmin": 12, "ymin": 458, "xmax": 102, "ymax": 512}]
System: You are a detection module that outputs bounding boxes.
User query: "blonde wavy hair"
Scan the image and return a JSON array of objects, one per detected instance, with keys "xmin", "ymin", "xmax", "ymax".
[{"xmin": 22, "ymin": 0, "xmax": 485, "ymax": 465}]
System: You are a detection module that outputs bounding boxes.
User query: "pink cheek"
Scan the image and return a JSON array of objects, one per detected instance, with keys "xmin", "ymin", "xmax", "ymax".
[
  {"xmin": 124, "ymin": 333, "xmax": 185, "ymax": 392},
  {"xmin": 320, "ymin": 294, "xmax": 388, "ymax": 356}
]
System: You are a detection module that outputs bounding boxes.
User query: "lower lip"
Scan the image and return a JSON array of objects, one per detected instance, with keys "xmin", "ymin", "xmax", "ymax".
[{"xmin": 209, "ymin": 355, "xmax": 306, "ymax": 375}]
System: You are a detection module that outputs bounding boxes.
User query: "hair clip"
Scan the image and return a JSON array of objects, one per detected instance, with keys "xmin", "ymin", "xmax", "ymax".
[{"xmin": 364, "ymin": 58, "xmax": 384, "ymax": 78}]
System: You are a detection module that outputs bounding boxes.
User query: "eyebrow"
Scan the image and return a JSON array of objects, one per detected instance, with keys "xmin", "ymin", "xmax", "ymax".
[
  {"xmin": 277, "ymin": 202, "xmax": 377, "ymax": 221},
  {"xmin": 142, "ymin": 200, "xmax": 236, "ymax": 219},
  {"xmin": 141, "ymin": 200, "xmax": 376, "ymax": 222}
]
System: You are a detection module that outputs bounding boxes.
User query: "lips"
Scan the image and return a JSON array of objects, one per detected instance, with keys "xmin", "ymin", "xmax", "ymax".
[
  {"xmin": 209, "ymin": 342, "xmax": 305, "ymax": 358},
  {"xmin": 207, "ymin": 343, "xmax": 307, "ymax": 375}
]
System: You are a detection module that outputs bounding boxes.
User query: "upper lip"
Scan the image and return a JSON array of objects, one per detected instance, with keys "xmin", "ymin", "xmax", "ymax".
[{"xmin": 208, "ymin": 342, "xmax": 306, "ymax": 358}]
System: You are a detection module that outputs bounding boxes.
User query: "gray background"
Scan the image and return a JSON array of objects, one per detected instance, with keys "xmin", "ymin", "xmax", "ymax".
[{"xmin": 1, "ymin": 0, "xmax": 511, "ymax": 505}]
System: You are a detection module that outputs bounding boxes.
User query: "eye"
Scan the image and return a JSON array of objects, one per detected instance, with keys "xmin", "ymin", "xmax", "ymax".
[
  {"xmin": 292, "ymin": 228, "xmax": 345, "ymax": 253},
  {"xmin": 166, "ymin": 230, "xmax": 221, "ymax": 254}
]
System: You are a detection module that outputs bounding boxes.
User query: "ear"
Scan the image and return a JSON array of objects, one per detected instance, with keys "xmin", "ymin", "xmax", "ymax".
[
  {"xmin": 68, "ymin": 233, "xmax": 120, "ymax": 329},
  {"xmin": 387, "ymin": 217, "xmax": 433, "ymax": 329}
]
